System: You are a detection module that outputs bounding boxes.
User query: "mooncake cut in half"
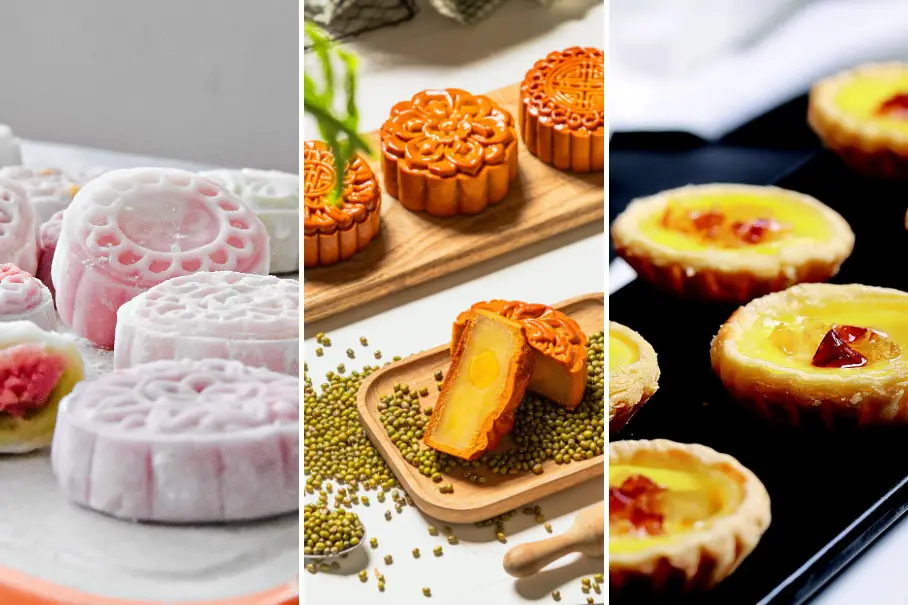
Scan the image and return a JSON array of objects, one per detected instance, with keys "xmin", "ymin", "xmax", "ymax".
[
  {"xmin": 453, "ymin": 300, "xmax": 587, "ymax": 409},
  {"xmin": 424, "ymin": 309, "xmax": 534, "ymax": 460},
  {"xmin": 380, "ymin": 88, "xmax": 519, "ymax": 217},
  {"xmin": 809, "ymin": 62, "xmax": 908, "ymax": 179},
  {"xmin": 52, "ymin": 167, "xmax": 270, "ymax": 349},
  {"xmin": 115, "ymin": 271, "xmax": 299, "ymax": 375},
  {"xmin": 609, "ymin": 322, "xmax": 659, "ymax": 434},
  {"xmin": 611, "ymin": 184, "xmax": 855, "ymax": 304},
  {"xmin": 304, "ymin": 140, "xmax": 381, "ymax": 268},
  {"xmin": 610, "ymin": 440, "xmax": 771, "ymax": 595},
  {"xmin": 0, "ymin": 264, "xmax": 55, "ymax": 331},
  {"xmin": 0, "ymin": 321, "xmax": 84, "ymax": 454},
  {"xmin": 52, "ymin": 358, "xmax": 299, "ymax": 523},
  {"xmin": 519, "ymin": 47, "xmax": 605, "ymax": 172},
  {"xmin": 712, "ymin": 283, "xmax": 908, "ymax": 428}
]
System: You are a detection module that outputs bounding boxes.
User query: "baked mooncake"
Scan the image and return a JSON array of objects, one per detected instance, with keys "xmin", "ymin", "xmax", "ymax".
[
  {"xmin": 380, "ymin": 88, "xmax": 519, "ymax": 217},
  {"xmin": 424, "ymin": 309, "xmax": 534, "ymax": 460},
  {"xmin": 303, "ymin": 140, "xmax": 381, "ymax": 268},
  {"xmin": 519, "ymin": 47, "xmax": 605, "ymax": 172},
  {"xmin": 453, "ymin": 300, "xmax": 587, "ymax": 409}
]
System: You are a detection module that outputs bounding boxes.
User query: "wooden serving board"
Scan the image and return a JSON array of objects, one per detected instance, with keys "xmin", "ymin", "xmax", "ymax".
[
  {"xmin": 356, "ymin": 293, "xmax": 604, "ymax": 524},
  {"xmin": 304, "ymin": 83, "xmax": 605, "ymax": 323}
]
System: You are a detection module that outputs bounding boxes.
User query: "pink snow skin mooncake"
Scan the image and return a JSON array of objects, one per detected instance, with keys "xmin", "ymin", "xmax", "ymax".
[
  {"xmin": 0, "ymin": 166, "xmax": 106, "ymax": 222},
  {"xmin": 0, "ymin": 264, "xmax": 55, "ymax": 331},
  {"xmin": 52, "ymin": 168, "xmax": 271, "ymax": 349},
  {"xmin": 52, "ymin": 358, "xmax": 299, "ymax": 523},
  {"xmin": 36, "ymin": 209, "xmax": 64, "ymax": 302},
  {"xmin": 115, "ymin": 271, "xmax": 299, "ymax": 374},
  {"xmin": 0, "ymin": 178, "xmax": 39, "ymax": 275}
]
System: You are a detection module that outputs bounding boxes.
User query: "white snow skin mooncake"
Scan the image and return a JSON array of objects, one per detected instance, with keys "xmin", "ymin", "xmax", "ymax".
[
  {"xmin": 0, "ymin": 264, "xmax": 56, "ymax": 331},
  {"xmin": 0, "ymin": 321, "xmax": 85, "ymax": 453},
  {"xmin": 200, "ymin": 169, "xmax": 299, "ymax": 274},
  {"xmin": 0, "ymin": 178, "xmax": 39, "ymax": 275},
  {"xmin": 53, "ymin": 168, "xmax": 271, "ymax": 349},
  {"xmin": 52, "ymin": 358, "xmax": 299, "ymax": 523},
  {"xmin": 115, "ymin": 271, "xmax": 299, "ymax": 375}
]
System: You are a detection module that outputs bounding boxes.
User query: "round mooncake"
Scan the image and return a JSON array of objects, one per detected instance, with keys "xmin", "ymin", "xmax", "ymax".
[
  {"xmin": 52, "ymin": 358, "xmax": 299, "ymax": 523},
  {"xmin": 0, "ymin": 264, "xmax": 55, "ymax": 331},
  {"xmin": 53, "ymin": 168, "xmax": 271, "ymax": 349},
  {"xmin": 115, "ymin": 271, "xmax": 299, "ymax": 375}
]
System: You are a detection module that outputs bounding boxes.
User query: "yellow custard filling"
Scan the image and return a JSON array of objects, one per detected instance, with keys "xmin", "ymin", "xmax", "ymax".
[
  {"xmin": 639, "ymin": 192, "xmax": 833, "ymax": 254},
  {"xmin": 609, "ymin": 330, "xmax": 639, "ymax": 372},
  {"xmin": 834, "ymin": 72, "xmax": 908, "ymax": 135},
  {"xmin": 738, "ymin": 292, "xmax": 908, "ymax": 371},
  {"xmin": 609, "ymin": 463, "xmax": 742, "ymax": 553}
]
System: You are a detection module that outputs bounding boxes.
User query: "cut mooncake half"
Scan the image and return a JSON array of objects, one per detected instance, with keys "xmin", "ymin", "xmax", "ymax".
[
  {"xmin": 453, "ymin": 300, "xmax": 588, "ymax": 409},
  {"xmin": 0, "ymin": 321, "xmax": 85, "ymax": 454},
  {"xmin": 424, "ymin": 309, "xmax": 534, "ymax": 460}
]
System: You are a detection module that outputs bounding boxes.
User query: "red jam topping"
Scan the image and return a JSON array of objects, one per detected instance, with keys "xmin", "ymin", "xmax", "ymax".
[
  {"xmin": 609, "ymin": 474, "xmax": 666, "ymax": 536},
  {"xmin": 661, "ymin": 204, "xmax": 785, "ymax": 248},
  {"xmin": 877, "ymin": 93, "xmax": 908, "ymax": 120},
  {"xmin": 811, "ymin": 325, "xmax": 901, "ymax": 369}
]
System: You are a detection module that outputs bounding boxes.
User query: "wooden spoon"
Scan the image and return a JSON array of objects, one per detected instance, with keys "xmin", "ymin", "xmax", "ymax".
[{"xmin": 503, "ymin": 501, "xmax": 605, "ymax": 578}]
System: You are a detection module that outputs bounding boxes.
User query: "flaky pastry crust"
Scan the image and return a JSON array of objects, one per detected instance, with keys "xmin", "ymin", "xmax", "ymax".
[
  {"xmin": 711, "ymin": 283, "xmax": 908, "ymax": 428},
  {"xmin": 610, "ymin": 439, "xmax": 771, "ymax": 595},
  {"xmin": 611, "ymin": 184, "xmax": 854, "ymax": 304},
  {"xmin": 808, "ymin": 62, "xmax": 908, "ymax": 180},
  {"xmin": 608, "ymin": 322, "xmax": 659, "ymax": 434}
]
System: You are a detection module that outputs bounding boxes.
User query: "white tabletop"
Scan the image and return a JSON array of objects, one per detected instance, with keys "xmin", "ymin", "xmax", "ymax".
[{"xmin": 303, "ymin": 2, "xmax": 606, "ymax": 604}]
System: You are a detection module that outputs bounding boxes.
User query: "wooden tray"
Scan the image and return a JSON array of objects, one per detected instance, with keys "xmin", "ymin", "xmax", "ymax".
[
  {"xmin": 356, "ymin": 293, "xmax": 604, "ymax": 524},
  {"xmin": 304, "ymin": 83, "xmax": 605, "ymax": 323}
]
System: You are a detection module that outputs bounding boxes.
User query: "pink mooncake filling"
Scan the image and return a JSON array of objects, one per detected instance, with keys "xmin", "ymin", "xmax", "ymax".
[
  {"xmin": 0, "ymin": 343, "xmax": 66, "ymax": 418},
  {"xmin": 52, "ymin": 168, "xmax": 271, "ymax": 349}
]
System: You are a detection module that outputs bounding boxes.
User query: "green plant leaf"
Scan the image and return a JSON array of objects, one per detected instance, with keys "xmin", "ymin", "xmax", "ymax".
[{"xmin": 304, "ymin": 21, "xmax": 371, "ymax": 208}]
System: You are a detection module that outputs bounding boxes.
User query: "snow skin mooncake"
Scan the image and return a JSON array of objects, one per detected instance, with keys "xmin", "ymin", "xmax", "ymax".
[
  {"xmin": 0, "ymin": 178, "xmax": 38, "ymax": 275},
  {"xmin": 52, "ymin": 358, "xmax": 299, "ymax": 523},
  {"xmin": 0, "ymin": 264, "xmax": 55, "ymax": 331},
  {"xmin": 0, "ymin": 321, "xmax": 85, "ymax": 453},
  {"xmin": 36, "ymin": 209, "xmax": 64, "ymax": 303},
  {"xmin": 115, "ymin": 271, "xmax": 299, "ymax": 375},
  {"xmin": 200, "ymin": 169, "xmax": 300, "ymax": 274},
  {"xmin": 0, "ymin": 166, "xmax": 106, "ymax": 222},
  {"xmin": 52, "ymin": 168, "xmax": 271, "ymax": 349}
]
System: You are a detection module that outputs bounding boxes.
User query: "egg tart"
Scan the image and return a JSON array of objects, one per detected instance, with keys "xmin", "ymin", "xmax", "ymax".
[
  {"xmin": 303, "ymin": 140, "xmax": 381, "ymax": 268},
  {"xmin": 611, "ymin": 184, "xmax": 854, "ymax": 304},
  {"xmin": 809, "ymin": 62, "xmax": 908, "ymax": 179},
  {"xmin": 519, "ymin": 47, "xmax": 605, "ymax": 173},
  {"xmin": 610, "ymin": 439, "xmax": 771, "ymax": 595},
  {"xmin": 712, "ymin": 283, "xmax": 908, "ymax": 428},
  {"xmin": 452, "ymin": 300, "xmax": 587, "ymax": 409},
  {"xmin": 380, "ymin": 88, "xmax": 519, "ymax": 217},
  {"xmin": 609, "ymin": 322, "xmax": 659, "ymax": 434}
]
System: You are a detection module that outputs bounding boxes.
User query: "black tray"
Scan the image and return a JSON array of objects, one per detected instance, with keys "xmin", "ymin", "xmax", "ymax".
[{"xmin": 610, "ymin": 147, "xmax": 908, "ymax": 604}]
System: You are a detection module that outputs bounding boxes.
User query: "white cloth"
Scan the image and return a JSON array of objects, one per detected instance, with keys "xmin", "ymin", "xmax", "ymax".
[{"xmin": 611, "ymin": 0, "xmax": 908, "ymax": 138}]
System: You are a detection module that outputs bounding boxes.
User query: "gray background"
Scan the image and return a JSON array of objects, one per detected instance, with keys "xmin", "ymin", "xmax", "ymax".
[{"xmin": 0, "ymin": 0, "xmax": 298, "ymax": 172}]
